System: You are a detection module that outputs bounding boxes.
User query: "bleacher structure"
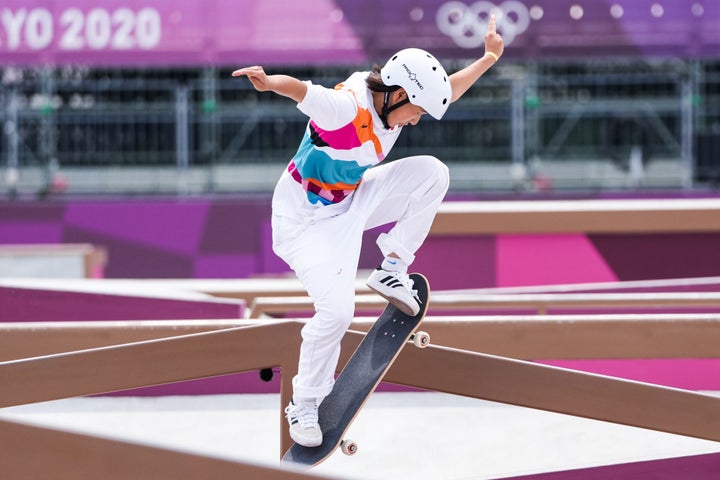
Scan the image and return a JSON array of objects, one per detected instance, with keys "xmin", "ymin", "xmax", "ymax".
[{"xmin": 2, "ymin": 58, "xmax": 719, "ymax": 196}]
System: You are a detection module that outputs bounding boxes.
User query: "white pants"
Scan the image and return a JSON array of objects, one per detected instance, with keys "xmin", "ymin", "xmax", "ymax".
[{"xmin": 271, "ymin": 155, "xmax": 450, "ymax": 400}]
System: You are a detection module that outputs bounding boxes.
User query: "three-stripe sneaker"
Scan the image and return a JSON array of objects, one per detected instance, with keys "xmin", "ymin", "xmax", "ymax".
[
  {"xmin": 285, "ymin": 400, "xmax": 322, "ymax": 447},
  {"xmin": 366, "ymin": 268, "xmax": 421, "ymax": 316}
]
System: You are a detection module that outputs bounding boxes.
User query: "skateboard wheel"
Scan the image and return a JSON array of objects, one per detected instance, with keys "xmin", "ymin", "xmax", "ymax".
[
  {"xmin": 340, "ymin": 439, "xmax": 358, "ymax": 456},
  {"xmin": 412, "ymin": 331, "xmax": 430, "ymax": 348}
]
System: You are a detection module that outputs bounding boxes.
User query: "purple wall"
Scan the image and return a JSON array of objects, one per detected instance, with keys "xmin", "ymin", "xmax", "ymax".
[
  {"xmin": 0, "ymin": 197, "xmax": 284, "ymax": 279},
  {"xmin": 0, "ymin": 286, "xmax": 244, "ymax": 322},
  {"xmin": 1, "ymin": 0, "xmax": 717, "ymax": 67},
  {"xmin": 3, "ymin": 196, "xmax": 720, "ymax": 290},
  {"xmin": 4, "ymin": 195, "xmax": 720, "ymax": 394}
]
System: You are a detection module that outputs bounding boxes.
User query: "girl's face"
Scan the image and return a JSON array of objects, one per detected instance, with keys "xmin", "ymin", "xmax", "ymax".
[{"xmin": 386, "ymin": 90, "xmax": 428, "ymax": 128}]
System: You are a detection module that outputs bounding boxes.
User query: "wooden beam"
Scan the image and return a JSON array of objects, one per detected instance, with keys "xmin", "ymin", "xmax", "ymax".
[
  {"xmin": 0, "ymin": 277, "xmax": 368, "ymax": 305},
  {"xmin": 334, "ymin": 332, "xmax": 720, "ymax": 443},
  {"xmin": 0, "ymin": 320, "xmax": 251, "ymax": 362},
  {"xmin": 2, "ymin": 324, "xmax": 719, "ymax": 460},
  {"xmin": 4, "ymin": 314, "xmax": 720, "ymax": 362},
  {"xmin": 0, "ymin": 321, "xmax": 301, "ymax": 456},
  {"xmin": 364, "ymin": 314, "xmax": 720, "ymax": 359},
  {"xmin": 0, "ymin": 321, "xmax": 300, "ymax": 410},
  {"xmin": 0, "ymin": 417, "xmax": 323, "ymax": 480},
  {"xmin": 431, "ymin": 199, "xmax": 720, "ymax": 235},
  {"xmin": 439, "ymin": 276, "xmax": 720, "ymax": 295},
  {"xmin": 249, "ymin": 292, "xmax": 720, "ymax": 318}
]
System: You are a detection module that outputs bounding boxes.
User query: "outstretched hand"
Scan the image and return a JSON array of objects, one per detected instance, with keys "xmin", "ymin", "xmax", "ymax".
[
  {"xmin": 485, "ymin": 15, "xmax": 504, "ymax": 60},
  {"xmin": 231, "ymin": 66, "xmax": 308, "ymax": 103},
  {"xmin": 232, "ymin": 65, "xmax": 273, "ymax": 92}
]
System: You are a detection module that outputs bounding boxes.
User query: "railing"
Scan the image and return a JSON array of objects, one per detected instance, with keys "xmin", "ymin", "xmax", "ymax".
[
  {"xmin": 0, "ymin": 416, "xmax": 323, "ymax": 480},
  {"xmin": 248, "ymin": 291, "xmax": 720, "ymax": 318},
  {"xmin": 4, "ymin": 313, "xmax": 720, "ymax": 363},
  {"xmin": 3, "ymin": 274, "xmax": 720, "ymax": 477},
  {"xmin": 2, "ymin": 60, "xmax": 719, "ymax": 195},
  {"xmin": 430, "ymin": 198, "xmax": 720, "ymax": 235},
  {"xmin": 2, "ymin": 321, "xmax": 720, "ymax": 471}
]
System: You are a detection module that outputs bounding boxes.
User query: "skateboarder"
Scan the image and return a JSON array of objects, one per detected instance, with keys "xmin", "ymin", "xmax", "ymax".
[{"xmin": 232, "ymin": 17, "xmax": 503, "ymax": 448}]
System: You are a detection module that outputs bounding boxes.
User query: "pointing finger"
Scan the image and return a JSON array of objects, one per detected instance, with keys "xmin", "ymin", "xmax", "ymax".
[{"xmin": 488, "ymin": 14, "xmax": 496, "ymax": 34}]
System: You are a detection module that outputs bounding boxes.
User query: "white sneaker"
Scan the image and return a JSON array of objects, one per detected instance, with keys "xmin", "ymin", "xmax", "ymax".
[
  {"xmin": 285, "ymin": 401, "xmax": 322, "ymax": 447},
  {"xmin": 366, "ymin": 269, "xmax": 421, "ymax": 316}
]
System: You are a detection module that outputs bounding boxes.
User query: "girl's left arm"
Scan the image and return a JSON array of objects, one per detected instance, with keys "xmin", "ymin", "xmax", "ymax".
[{"xmin": 449, "ymin": 15, "xmax": 504, "ymax": 103}]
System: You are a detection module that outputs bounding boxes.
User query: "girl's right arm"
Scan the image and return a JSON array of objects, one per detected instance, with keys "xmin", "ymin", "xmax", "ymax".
[
  {"xmin": 233, "ymin": 66, "xmax": 357, "ymax": 130},
  {"xmin": 232, "ymin": 66, "xmax": 307, "ymax": 103}
]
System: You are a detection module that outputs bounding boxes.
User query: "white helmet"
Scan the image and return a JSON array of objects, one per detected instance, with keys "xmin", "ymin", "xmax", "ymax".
[{"xmin": 380, "ymin": 48, "xmax": 452, "ymax": 120}]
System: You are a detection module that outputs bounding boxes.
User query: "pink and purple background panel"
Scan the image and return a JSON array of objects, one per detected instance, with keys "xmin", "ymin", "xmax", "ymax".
[{"xmin": 3, "ymin": 196, "xmax": 720, "ymax": 393}]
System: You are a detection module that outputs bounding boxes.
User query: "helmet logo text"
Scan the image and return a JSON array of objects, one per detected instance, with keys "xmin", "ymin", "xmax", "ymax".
[{"xmin": 402, "ymin": 64, "xmax": 424, "ymax": 90}]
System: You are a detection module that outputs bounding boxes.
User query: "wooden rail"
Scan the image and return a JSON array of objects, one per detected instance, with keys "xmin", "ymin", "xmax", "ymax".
[
  {"xmin": 2, "ymin": 323, "xmax": 720, "ymax": 462},
  {"xmin": 0, "ymin": 322, "xmax": 301, "ymax": 458},
  {"xmin": 4, "ymin": 314, "xmax": 720, "ymax": 362},
  {"xmin": 0, "ymin": 417, "xmax": 324, "ymax": 480},
  {"xmin": 378, "ymin": 336, "xmax": 720, "ymax": 442},
  {"xmin": 3, "ymin": 275, "xmax": 720, "ymax": 311},
  {"xmin": 440, "ymin": 275, "xmax": 720, "ymax": 295},
  {"xmin": 0, "ymin": 320, "xmax": 250, "ymax": 362},
  {"xmin": 248, "ymin": 291, "xmax": 720, "ymax": 318},
  {"xmin": 0, "ymin": 276, "xmax": 369, "ymax": 305},
  {"xmin": 430, "ymin": 199, "xmax": 720, "ymax": 235}
]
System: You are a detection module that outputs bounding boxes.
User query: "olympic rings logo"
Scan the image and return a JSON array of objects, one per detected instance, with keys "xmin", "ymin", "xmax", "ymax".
[{"xmin": 436, "ymin": 1, "xmax": 531, "ymax": 48}]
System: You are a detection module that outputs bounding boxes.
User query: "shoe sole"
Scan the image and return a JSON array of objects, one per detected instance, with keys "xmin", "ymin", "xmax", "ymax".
[
  {"xmin": 290, "ymin": 429, "xmax": 322, "ymax": 448},
  {"xmin": 368, "ymin": 285, "xmax": 419, "ymax": 316}
]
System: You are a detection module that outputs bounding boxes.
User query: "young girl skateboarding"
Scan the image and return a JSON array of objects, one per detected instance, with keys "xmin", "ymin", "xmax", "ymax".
[{"xmin": 233, "ymin": 17, "xmax": 503, "ymax": 448}]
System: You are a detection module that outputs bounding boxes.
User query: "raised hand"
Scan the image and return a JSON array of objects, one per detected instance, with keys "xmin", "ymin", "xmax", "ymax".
[{"xmin": 485, "ymin": 14, "xmax": 504, "ymax": 61}]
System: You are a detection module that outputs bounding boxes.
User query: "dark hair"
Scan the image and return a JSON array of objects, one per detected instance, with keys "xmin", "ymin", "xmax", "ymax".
[{"xmin": 365, "ymin": 64, "xmax": 400, "ymax": 93}]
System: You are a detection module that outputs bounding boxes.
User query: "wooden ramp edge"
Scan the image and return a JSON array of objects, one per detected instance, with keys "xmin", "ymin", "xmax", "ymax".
[
  {"xmin": 249, "ymin": 291, "xmax": 720, "ymax": 318},
  {"xmin": 4, "ymin": 314, "xmax": 720, "ymax": 362},
  {"xmin": 0, "ymin": 322, "xmax": 301, "ymax": 408},
  {"xmin": 0, "ymin": 417, "xmax": 331, "ymax": 480},
  {"xmin": 2, "ymin": 323, "xmax": 719, "ymax": 464},
  {"xmin": 364, "ymin": 330, "xmax": 720, "ymax": 443},
  {"xmin": 0, "ymin": 319, "xmax": 253, "ymax": 362}
]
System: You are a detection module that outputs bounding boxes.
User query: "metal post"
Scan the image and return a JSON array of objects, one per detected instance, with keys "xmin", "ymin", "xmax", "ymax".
[
  {"xmin": 680, "ymin": 68, "xmax": 695, "ymax": 188},
  {"xmin": 39, "ymin": 67, "xmax": 57, "ymax": 194},
  {"xmin": 201, "ymin": 68, "xmax": 218, "ymax": 192},
  {"xmin": 5, "ymin": 88, "xmax": 20, "ymax": 196},
  {"xmin": 175, "ymin": 85, "xmax": 190, "ymax": 195},
  {"xmin": 511, "ymin": 75, "xmax": 526, "ymax": 167},
  {"xmin": 511, "ymin": 73, "xmax": 527, "ymax": 189}
]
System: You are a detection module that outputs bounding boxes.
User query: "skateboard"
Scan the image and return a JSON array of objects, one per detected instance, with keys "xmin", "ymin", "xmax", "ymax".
[{"xmin": 282, "ymin": 272, "xmax": 431, "ymax": 468}]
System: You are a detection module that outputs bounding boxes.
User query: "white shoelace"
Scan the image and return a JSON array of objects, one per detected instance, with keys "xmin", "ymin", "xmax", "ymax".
[
  {"xmin": 387, "ymin": 271, "xmax": 421, "ymax": 303},
  {"xmin": 285, "ymin": 403, "xmax": 318, "ymax": 430}
]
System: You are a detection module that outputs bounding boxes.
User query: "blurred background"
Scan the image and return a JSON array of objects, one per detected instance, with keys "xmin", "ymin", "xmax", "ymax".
[
  {"xmin": 0, "ymin": 0, "xmax": 719, "ymax": 280},
  {"xmin": 1, "ymin": 0, "xmax": 718, "ymax": 197}
]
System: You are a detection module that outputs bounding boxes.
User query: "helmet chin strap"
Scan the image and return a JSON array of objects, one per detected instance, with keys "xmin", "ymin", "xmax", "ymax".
[{"xmin": 380, "ymin": 91, "xmax": 411, "ymax": 130}]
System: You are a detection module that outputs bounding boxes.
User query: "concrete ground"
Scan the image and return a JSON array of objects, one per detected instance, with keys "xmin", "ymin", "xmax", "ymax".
[{"xmin": 1, "ymin": 391, "xmax": 719, "ymax": 479}]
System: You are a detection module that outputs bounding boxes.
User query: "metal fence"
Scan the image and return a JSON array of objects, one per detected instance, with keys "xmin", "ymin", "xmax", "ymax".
[{"xmin": 1, "ymin": 59, "xmax": 719, "ymax": 196}]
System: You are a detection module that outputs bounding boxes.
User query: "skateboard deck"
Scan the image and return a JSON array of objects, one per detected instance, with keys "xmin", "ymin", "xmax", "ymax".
[{"xmin": 282, "ymin": 273, "xmax": 430, "ymax": 468}]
